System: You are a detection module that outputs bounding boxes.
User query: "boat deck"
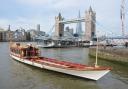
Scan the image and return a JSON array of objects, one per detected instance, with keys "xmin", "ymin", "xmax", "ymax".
[{"xmin": 25, "ymin": 57, "xmax": 111, "ymax": 71}]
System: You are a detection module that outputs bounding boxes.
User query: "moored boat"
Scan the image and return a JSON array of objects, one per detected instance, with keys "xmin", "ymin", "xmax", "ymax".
[
  {"xmin": 9, "ymin": 43, "xmax": 111, "ymax": 80},
  {"xmin": 37, "ymin": 42, "xmax": 69, "ymax": 48}
]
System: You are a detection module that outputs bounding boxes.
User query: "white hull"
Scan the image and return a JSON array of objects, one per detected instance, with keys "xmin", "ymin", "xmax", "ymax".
[
  {"xmin": 10, "ymin": 54, "xmax": 110, "ymax": 80},
  {"xmin": 36, "ymin": 45, "xmax": 68, "ymax": 48},
  {"xmin": 36, "ymin": 45, "xmax": 54, "ymax": 48}
]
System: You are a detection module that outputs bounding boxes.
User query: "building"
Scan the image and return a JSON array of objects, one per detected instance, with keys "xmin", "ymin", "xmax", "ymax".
[
  {"xmin": 37, "ymin": 24, "xmax": 40, "ymax": 32},
  {"xmin": 37, "ymin": 24, "xmax": 41, "ymax": 37},
  {"xmin": 85, "ymin": 6, "xmax": 96, "ymax": 41},
  {"xmin": 76, "ymin": 11, "xmax": 83, "ymax": 36},
  {"xmin": 28, "ymin": 28, "xmax": 46, "ymax": 41},
  {"xmin": 13, "ymin": 28, "xmax": 27, "ymax": 41},
  {"xmin": 6, "ymin": 25, "xmax": 14, "ymax": 41},
  {"xmin": 0, "ymin": 28, "xmax": 8, "ymax": 41},
  {"xmin": 7, "ymin": 25, "xmax": 11, "ymax": 31},
  {"xmin": 0, "ymin": 29, "xmax": 4, "ymax": 41}
]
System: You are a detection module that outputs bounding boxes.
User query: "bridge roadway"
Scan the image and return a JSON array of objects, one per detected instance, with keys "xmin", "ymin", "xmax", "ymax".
[{"xmin": 59, "ymin": 17, "xmax": 85, "ymax": 24}]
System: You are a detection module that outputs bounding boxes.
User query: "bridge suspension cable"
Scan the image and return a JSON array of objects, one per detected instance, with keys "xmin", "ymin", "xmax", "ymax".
[
  {"xmin": 48, "ymin": 24, "xmax": 55, "ymax": 35},
  {"xmin": 95, "ymin": 21, "xmax": 117, "ymax": 36}
]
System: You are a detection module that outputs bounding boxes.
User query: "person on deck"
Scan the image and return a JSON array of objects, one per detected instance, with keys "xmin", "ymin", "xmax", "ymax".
[{"xmin": 26, "ymin": 44, "xmax": 34, "ymax": 57}]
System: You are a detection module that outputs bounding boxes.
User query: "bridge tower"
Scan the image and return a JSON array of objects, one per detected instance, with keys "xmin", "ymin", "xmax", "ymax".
[
  {"xmin": 85, "ymin": 6, "xmax": 96, "ymax": 41},
  {"xmin": 55, "ymin": 13, "xmax": 64, "ymax": 37}
]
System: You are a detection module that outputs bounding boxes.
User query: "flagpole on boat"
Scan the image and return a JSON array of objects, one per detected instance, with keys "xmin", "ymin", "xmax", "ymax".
[{"xmin": 95, "ymin": 36, "xmax": 98, "ymax": 67}]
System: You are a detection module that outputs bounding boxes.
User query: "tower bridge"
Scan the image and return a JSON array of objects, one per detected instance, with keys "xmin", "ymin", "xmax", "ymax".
[{"xmin": 54, "ymin": 6, "xmax": 96, "ymax": 41}]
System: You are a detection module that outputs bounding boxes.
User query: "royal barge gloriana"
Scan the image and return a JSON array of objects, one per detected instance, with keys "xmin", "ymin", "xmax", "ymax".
[{"xmin": 9, "ymin": 43, "xmax": 111, "ymax": 80}]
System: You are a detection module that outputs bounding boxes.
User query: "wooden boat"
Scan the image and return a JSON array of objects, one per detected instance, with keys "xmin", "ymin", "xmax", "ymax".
[{"xmin": 9, "ymin": 43, "xmax": 111, "ymax": 80}]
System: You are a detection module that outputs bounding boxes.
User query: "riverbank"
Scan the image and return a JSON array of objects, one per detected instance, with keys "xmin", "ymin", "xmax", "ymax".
[{"xmin": 89, "ymin": 47, "xmax": 128, "ymax": 65}]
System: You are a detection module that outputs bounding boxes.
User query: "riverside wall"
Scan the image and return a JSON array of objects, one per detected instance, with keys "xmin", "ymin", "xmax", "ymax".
[{"xmin": 89, "ymin": 47, "xmax": 128, "ymax": 64}]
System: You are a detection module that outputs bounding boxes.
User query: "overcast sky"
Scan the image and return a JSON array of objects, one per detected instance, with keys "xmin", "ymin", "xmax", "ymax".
[{"xmin": 0, "ymin": 0, "xmax": 128, "ymax": 36}]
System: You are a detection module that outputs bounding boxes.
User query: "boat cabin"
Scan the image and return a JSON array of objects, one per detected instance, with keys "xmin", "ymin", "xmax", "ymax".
[{"xmin": 10, "ymin": 43, "xmax": 39, "ymax": 58}]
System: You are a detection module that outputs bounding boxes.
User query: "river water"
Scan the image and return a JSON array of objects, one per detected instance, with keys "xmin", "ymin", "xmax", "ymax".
[{"xmin": 0, "ymin": 42, "xmax": 128, "ymax": 89}]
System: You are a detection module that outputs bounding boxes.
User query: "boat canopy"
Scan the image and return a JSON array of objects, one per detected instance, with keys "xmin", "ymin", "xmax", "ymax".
[{"xmin": 10, "ymin": 43, "xmax": 39, "ymax": 57}]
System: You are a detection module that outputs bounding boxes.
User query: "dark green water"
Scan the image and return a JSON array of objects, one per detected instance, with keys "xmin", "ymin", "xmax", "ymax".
[{"xmin": 0, "ymin": 42, "xmax": 128, "ymax": 89}]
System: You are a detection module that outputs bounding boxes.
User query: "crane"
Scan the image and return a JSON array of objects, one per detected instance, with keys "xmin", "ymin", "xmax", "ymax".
[{"xmin": 121, "ymin": 0, "xmax": 125, "ymax": 36}]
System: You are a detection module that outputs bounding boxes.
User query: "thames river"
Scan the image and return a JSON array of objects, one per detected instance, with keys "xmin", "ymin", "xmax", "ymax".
[{"xmin": 0, "ymin": 42, "xmax": 128, "ymax": 89}]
